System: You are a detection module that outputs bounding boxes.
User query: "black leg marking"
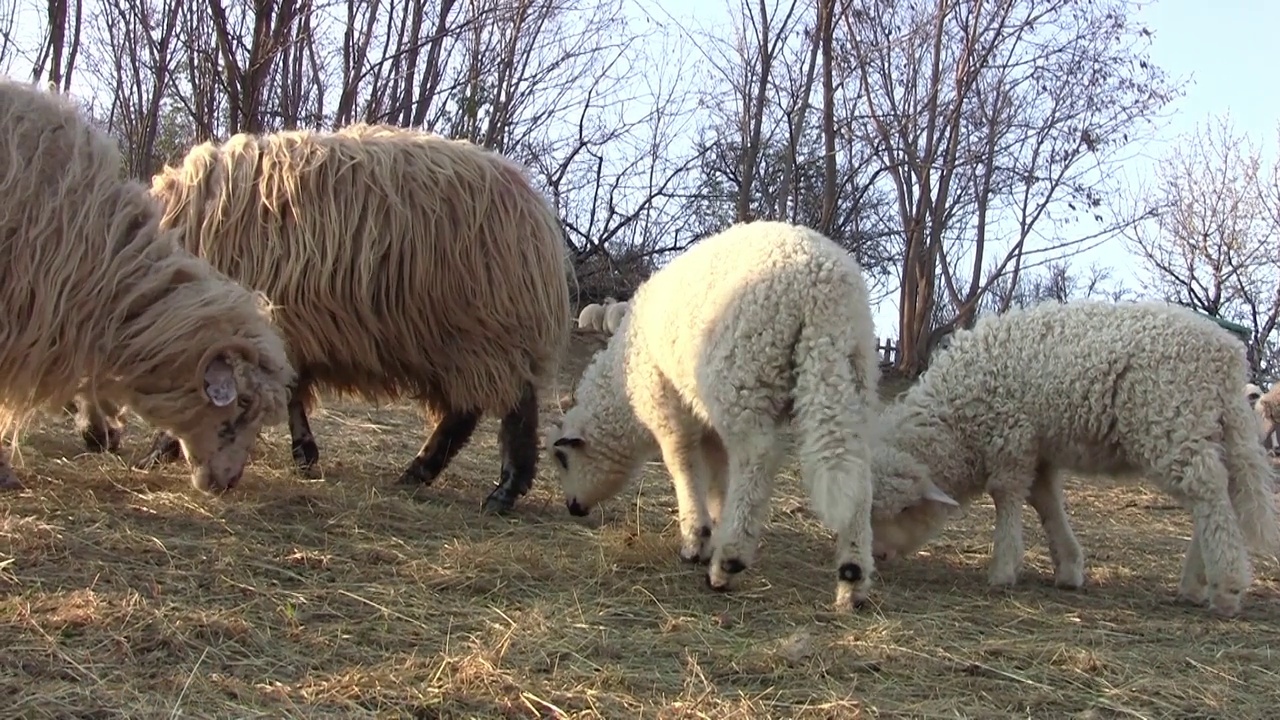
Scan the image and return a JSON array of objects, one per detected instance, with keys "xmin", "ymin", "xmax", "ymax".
[
  {"xmin": 288, "ymin": 381, "xmax": 321, "ymax": 479},
  {"xmin": 396, "ymin": 408, "xmax": 480, "ymax": 486},
  {"xmin": 483, "ymin": 382, "xmax": 540, "ymax": 515},
  {"xmin": 133, "ymin": 430, "xmax": 183, "ymax": 470},
  {"xmin": 73, "ymin": 398, "xmax": 123, "ymax": 454},
  {"xmin": 720, "ymin": 558, "xmax": 747, "ymax": 575},
  {"xmin": 839, "ymin": 562, "xmax": 864, "ymax": 584}
]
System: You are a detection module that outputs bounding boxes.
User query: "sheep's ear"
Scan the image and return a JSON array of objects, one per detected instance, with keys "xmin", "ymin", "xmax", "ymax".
[
  {"xmin": 202, "ymin": 354, "xmax": 238, "ymax": 407},
  {"xmin": 922, "ymin": 481, "xmax": 959, "ymax": 507},
  {"xmin": 554, "ymin": 436, "xmax": 585, "ymax": 449}
]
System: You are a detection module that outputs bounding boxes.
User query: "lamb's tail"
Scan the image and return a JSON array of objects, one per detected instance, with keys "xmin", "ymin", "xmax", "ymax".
[
  {"xmin": 788, "ymin": 276, "xmax": 881, "ymax": 539},
  {"xmin": 1221, "ymin": 392, "xmax": 1280, "ymax": 559}
]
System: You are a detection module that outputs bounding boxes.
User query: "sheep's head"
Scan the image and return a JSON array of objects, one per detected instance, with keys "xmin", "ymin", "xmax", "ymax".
[
  {"xmin": 546, "ymin": 408, "xmax": 633, "ymax": 516},
  {"xmin": 131, "ymin": 337, "xmax": 294, "ymax": 494},
  {"xmin": 868, "ymin": 442, "xmax": 960, "ymax": 564}
]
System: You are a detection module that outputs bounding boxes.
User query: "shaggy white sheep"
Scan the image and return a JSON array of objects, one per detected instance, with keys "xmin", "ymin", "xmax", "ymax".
[
  {"xmin": 577, "ymin": 303, "xmax": 605, "ymax": 331},
  {"xmin": 869, "ymin": 300, "xmax": 1280, "ymax": 617},
  {"xmin": 547, "ymin": 220, "xmax": 887, "ymax": 610},
  {"xmin": 603, "ymin": 301, "xmax": 630, "ymax": 335}
]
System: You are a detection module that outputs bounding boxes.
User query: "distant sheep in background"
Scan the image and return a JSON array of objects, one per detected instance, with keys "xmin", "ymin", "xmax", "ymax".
[
  {"xmin": 577, "ymin": 303, "xmax": 606, "ymax": 331},
  {"xmin": 869, "ymin": 300, "xmax": 1280, "ymax": 617},
  {"xmin": 549, "ymin": 221, "xmax": 885, "ymax": 611},
  {"xmin": 603, "ymin": 301, "xmax": 630, "ymax": 334},
  {"xmin": 75, "ymin": 123, "xmax": 571, "ymax": 513},
  {"xmin": 1254, "ymin": 382, "xmax": 1280, "ymax": 455},
  {"xmin": 0, "ymin": 77, "xmax": 294, "ymax": 492}
]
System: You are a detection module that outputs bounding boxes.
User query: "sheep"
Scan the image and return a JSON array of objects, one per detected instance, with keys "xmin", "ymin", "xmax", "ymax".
[
  {"xmin": 74, "ymin": 122, "xmax": 571, "ymax": 514},
  {"xmin": 547, "ymin": 220, "xmax": 884, "ymax": 611},
  {"xmin": 1245, "ymin": 383, "xmax": 1264, "ymax": 406},
  {"xmin": 0, "ymin": 77, "xmax": 294, "ymax": 492},
  {"xmin": 868, "ymin": 299, "xmax": 1280, "ymax": 617},
  {"xmin": 602, "ymin": 296, "xmax": 619, "ymax": 306},
  {"xmin": 602, "ymin": 301, "xmax": 630, "ymax": 335},
  {"xmin": 1255, "ymin": 382, "xmax": 1280, "ymax": 454},
  {"xmin": 577, "ymin": 303, "xmax": 606, "ymax": 332}
]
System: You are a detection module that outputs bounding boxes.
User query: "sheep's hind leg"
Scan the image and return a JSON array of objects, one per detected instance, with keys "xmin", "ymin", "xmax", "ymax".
[
  {"xmin": 705, "ymin": 424, "xmax": 786, "ymax": 592},
  {"xmin": 484, "ymin": 382, "xmax": 540, "ymax": 515},
  {"xmin": 396, "ymin": 404, "xmax": 480, "ymax": 487},
  {"xmin": 0, "ymin": 443, "xmax": 22, "ymax": 490},
  {"xmin": 133, "ymin": 430, "xmax": 184, "ymax": 469},
  {"xmin": 288, "ymin": 378, "xmax": 321, "ymax": 479},
  {"xmin": 1028, "ymin": 468, "xmax": 1085, "ymax": 589}
]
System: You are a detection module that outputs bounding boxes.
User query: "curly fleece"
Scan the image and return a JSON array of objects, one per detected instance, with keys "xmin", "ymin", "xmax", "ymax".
[
  {"xmin": 547, "ymin": 220, "xmax": 885, "ymax": 610},
  {"xmin": 870, "ymin": 299, "xmax": 1280, "ymax": 617}
]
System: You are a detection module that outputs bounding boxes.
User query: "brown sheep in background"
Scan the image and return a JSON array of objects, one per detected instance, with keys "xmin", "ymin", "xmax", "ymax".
[
  {"xmin": 0, "ymin": 77, "xmax": 294, "ymax": 492},
  {"xmin": 75, "ymin": 123, "xmax": 573, "ymax": 513}
]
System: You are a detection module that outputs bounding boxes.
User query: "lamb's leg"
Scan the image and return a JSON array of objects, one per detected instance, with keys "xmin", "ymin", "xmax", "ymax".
[
  {"xmin": 655, "ymin": 428, "xmax": 715, "ymax": 564},
  {"xmin": 705, "ymin": 425, "xmax": 786, "ymax": 592},
  {"xmin": 701, "ymin": 430, "xmax": 729, "ymax": 527},
  {"xmin": 133, "ymin": 430, "xmax": 184, "ymax": 469},
  {"xmin": 288, "ymin": 377, "xmax": 321, "ymax": 479},
  {"xmin": 0, "ymin": 442, "xmax": 22, "ymax": 491},
  {"xmin": 1164, "ymin": 449, "xmax": 1250, "ymax": 616},
  {"xmin": 1027, "ymin": 468, "xmax": 1086, "ymax": 589},
  {"xmin": 1176, "ymin": 529, "xmax": 1209, "ymax": 606},
  {"xmin": 396, "ymin": 404, "xmax": 480, "ymax": 486},
  {"xmin": 71, "ymin": 394, "xmax": 124, "ymax": 454},
  {"xmin": 988, "ymin": 486, "xmax": 1030, "ymax": 587},
  {"xmin": 484, "ymin": 382, "xmax": 539, "ymax": 515}
]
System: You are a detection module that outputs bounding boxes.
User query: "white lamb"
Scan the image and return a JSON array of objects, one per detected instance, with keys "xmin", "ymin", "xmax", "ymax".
[
  {"xmin": 546, "ymin": 220, "xmax": 889, "ymax": 610},
  {"xmin": 868, "ymin": 300, "xmax": 1280, "ymax": 617},
  {"xmin": 1255, "ymin": 382, "xmax": 1280, "ymax": 453},
  {"xmin": 576, "ymin": 303, "xmax": 605, "ymax": 331},
  {"xmin": 603, "ymin": 301, "xmax": 630, "ymax": 334}
]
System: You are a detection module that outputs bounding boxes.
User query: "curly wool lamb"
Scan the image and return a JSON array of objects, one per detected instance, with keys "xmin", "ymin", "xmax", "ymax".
[
  {"xmin": 547, "ymin": 220, "xmax": 886, "ymax": 610},
  {"xmin": 577, "ymin": 303, "xmax": 606, "ymax": 332},
  {"xmin": 75, "ymin": 122, "xmax": 571, "ymax": 513},
  {"xmin": 869, "ymin": 300, "xmax": 1280, "ymax": 617},
  {"xmin": 0, "ymin": 77, "xmax": 294, "ymax": 492},
  {"xmin": 602, "ymin": 301, "xmax": 630, "ymax": 335}
]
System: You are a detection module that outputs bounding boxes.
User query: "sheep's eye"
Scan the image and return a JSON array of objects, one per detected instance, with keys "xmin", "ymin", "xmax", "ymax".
[{"xmin": 554, "ymin": 449, "xmax": 568, "ymax": 470}]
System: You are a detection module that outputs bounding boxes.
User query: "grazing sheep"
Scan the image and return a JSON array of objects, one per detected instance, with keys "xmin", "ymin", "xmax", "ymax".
[
  {"xmin": 602, "ymin": 296, "xmax": 619, "ymax": 306},
  {"xmin": 547, "ymin": 220, "xmax": 884, "ymax": 611},
  {"xmin": 1255, "ymin": 382, "xmax": 1280, "ymax": 453},
  {"xmin": 603, "ymin": 301, "xmax": 630, "ymax": 335},
  {"xmin": 0, "ymin": 78, "xmax": 294, "ymax": 492},
  {"xmin": 76, "ymin": 122, "xmax": 571, "ymax": 513},
  {"xmin": 869, "ymin": 300, "xmax": 1280, "ymax": 617},
  {"xmin": 577, "ymin": 303, "xmax": 606, "ymax": 332}
]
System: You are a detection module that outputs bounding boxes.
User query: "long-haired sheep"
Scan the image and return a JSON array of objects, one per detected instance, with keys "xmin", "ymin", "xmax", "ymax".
[
  {"xmin": 577, "ymin": 303, "xmax": 606, "ymax": 332},
  {"xmin": 602, "ymin": 301, "xmax": 630, "ymax": 335},
  {"xmin": 869, "ymin": 300, "xmax": 1280, "ymax": 617},
  {"xmin": 0, "ymin": 78, "xmax": 294, "ymax": 492},
  {"xmin": 547, "ymin": 221, "xmax": 886, "ymax": 610},
  {"xmin": 75, "ymin": 123, "xmax": 571, "ymax": 513}
]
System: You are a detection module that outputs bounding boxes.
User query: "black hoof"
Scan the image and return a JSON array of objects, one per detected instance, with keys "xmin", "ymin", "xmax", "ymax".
[
  {"xmin": 482, "ymin": 483, "xmax": 524, "ymax": 515},
  {"xmin": 566, "ymin": 498, "xmax": 590, "ymax": 516},
  {"xmin": 839, "ymin": 562, "xmax": 864, "ymax": 583},
  {"xmin": 291, "ymin": 439, "xmax": 320, "ymax": 478},
  {"xmin": 719, "ymin": 558, "xmax": 746, "ymax": 575},
  {"xmin": 679, "ymin": 549, "xmax": 703, "ymax": 564},
  {"xmin": 80, "ymin": 429, "xmax": 111, "ymax": 454},
  {"xmin": 395, "ymin": 460, "xmax": 437, "ymax": 486},
  {"xmin": 703, "ymin": 573, "xmax": 729, "ymax": 592}
]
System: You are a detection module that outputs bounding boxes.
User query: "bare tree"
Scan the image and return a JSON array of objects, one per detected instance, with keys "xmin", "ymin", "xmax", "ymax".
[
  {"xmin": 842, "ymin": 0, "xmax": 1176, "ymax": 376},
  {"xmin": 1128, "ymin": 115, "xmax": 1280, "ymax": 377},
  {"xmin": 32, "ymin": 0, "xmax": 86, "ymax": 89}
]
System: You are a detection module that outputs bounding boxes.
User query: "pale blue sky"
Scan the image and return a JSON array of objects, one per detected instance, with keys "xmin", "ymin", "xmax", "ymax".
[{"xmin": 647, "ymin": 0, "xmax": 1280, "ymax": 337}]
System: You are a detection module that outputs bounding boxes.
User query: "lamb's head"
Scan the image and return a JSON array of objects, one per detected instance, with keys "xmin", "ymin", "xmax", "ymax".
[
  {"xmin": 868, "ymin": 441, "xmax": 960, "ymax": 564},
  {"xmin": 1246, "ymin": 383, "xmax": 1264, "ymax": 407},
  {"xmin": 546, "ymin": 407, "xmax": 633, "ymax": 517},
  {"xmin": 130, "ymin": 336, "xmax": 294, "ymax": 494}
]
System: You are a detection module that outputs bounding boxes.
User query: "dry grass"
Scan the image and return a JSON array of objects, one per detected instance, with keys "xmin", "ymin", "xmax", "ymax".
[{"xmin": 3, "ymin": 332, "xmax": 1280, "ymax": 719}]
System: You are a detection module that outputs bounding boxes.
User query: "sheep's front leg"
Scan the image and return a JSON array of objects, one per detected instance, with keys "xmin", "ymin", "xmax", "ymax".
[
  {"xmin": 655, "ymin": 430, "xmax": 715, "ymax": 563},
  {"xmin": 705, "ymin": 428, "xmax": 785, "ymax": 592},
  {"xmin": 988, "ymin": 486, "xmax": 1029, "ymax": 588},
  {"xmin": 1176, "ymin": 529, "xmax": 1209, "ymax": 606},
  {"xmin": 1027, "ymin": 469, "xmax": 1085, "ymax": 589}
]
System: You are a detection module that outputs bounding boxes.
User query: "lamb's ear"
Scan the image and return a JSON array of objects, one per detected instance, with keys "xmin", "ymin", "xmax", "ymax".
[
  {"xmin": 553, "ymin": 436, "xmax": 586, "ymax": 449},
  {"xmin": 922, "ymin": 481, "xmax": 959, "ymax": 508}
]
